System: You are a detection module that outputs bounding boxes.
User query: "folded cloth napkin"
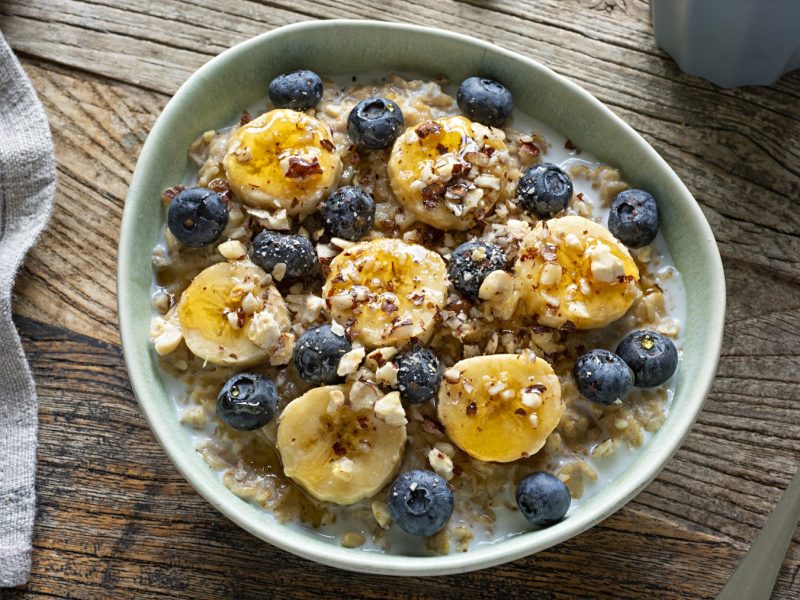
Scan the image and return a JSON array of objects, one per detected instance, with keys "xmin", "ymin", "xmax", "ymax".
[{"xmin": 0, "ymin": 33, "xmax": 56, "ymax": 587}]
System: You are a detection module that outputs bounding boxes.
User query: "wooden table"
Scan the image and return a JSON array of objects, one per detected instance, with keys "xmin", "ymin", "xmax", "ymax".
[{"xmin": 2, "ymin": 1, "xmax": 799, "ymax": 598}]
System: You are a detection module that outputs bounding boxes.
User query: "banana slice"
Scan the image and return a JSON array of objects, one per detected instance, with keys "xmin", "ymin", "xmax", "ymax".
[
  {"xmin": 177, "ymin": 261, "xmax": 290, "ymax": 366},
  {"xmin": 277, "ymin": 385, "xmax": 407, "ymax": 505},
  {"xmin": 387, "ymin": 116, "xmax": 512, "ymax": 231},
  {"xmin": 321, "ymin": 238, "xmax": 448, "ymax": 348},
  {"xmin": 515, "ymin": 215, "xmax": 640, "ymax": 329},
  {"xmin": 437, "ymin": 353, "xmax": 563, "ymax": 463},
  {"xmin": 223, "ymin": 109, "xmax": 341, "ymax": 215}
]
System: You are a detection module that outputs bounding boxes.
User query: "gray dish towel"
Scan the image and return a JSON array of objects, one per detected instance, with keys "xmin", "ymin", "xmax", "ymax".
[{"xmin": 0, "ymin": 32, "xmax": 56, "ymax": 587}]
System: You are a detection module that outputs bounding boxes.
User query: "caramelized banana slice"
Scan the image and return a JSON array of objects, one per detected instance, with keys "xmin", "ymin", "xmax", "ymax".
[{"xmin": 515, "ymin": 216, "xmax": 640, "ymax": 329}]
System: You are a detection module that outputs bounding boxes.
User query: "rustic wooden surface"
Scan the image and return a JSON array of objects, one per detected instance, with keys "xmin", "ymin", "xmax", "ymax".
[{"xmin": 1, "ymin": 0, "xmax": 799, "ymax": 598}]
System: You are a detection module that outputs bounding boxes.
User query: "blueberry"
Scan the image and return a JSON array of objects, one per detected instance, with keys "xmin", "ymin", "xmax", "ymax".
[
  {"xmin": 516, "ymin": 163, "xmax": 573, "ymax": 218},
  {"xmin": 516, "ymin": 472, "xmax": 571, "ymax": 527},
  {"xmin": 456, "ymin": 76, "xmax": 514, "ymax": 127},
  {"xmin": 167, "ymin": 187, "xmax": 228, "ymax": 247},
  {"xmin": 573, "ymin": 349, "xmax": 634, "ymax": 406},
  {"xmin": 395, "ymin": 345, "xmax": 442, "ymax": 404},
  {"xmin": 321, "ymin": 186, "xmax": 376, "ymax": 241},
  {"xmin": 607, "ymin": 189, "xmax": 659, "ymax": 248},
  {"xmin": 388, "ymin": 470, "xmax": 454, "ymax": 537},
  {"xmin": 448, "ymin": 241, "xmax": 507, "ymax": 301},
  {"xmin": 616, "ymin": 330, "xmax": 678, "ymax": 388},
  {"xmin": 347, "ymin": 97, "xmax": 404, "ymax": 150},
  {"xmin": 251, "ymin": 231, "xmax": 318, "ymax": 280},
  {"xmin": 268, "ymin": 70, "xmax": 324, "ymax": 111},
  {"xmin": 293, "ymin": 324, "xmax": 351, "ymax": 385},
  {"xmin": 216, "ymin": 373, "xmax": 279, "ymax": 431}
]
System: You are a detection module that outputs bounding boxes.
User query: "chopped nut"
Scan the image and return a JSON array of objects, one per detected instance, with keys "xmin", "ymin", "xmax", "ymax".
[
  {"xmin": 272, "ymin": 262, "xmax": 287, "ymax": 282},
  {"xmin": 427, "ymin": 448, "xmax": 454, "ymax": 480},
  {"xmin": 149, "ymin": 313, "xmax": 183, "ymax": 355},
  {"xmin": 521, "ymin": 388, "xmax": 543, "ymax": 408},
  {"xmin": 539, "ymin": 290, "xmax": 561, "ymax": 307},
  {"xmin": 590, "ymin": 243, "xmax": 625, "ymax": 283},
  {"xmin": 365, "ymin": 346, "xmax": 399, "ymax": 369},
  {"xmin": 330, "ymin": 237, "xmax": 355, "ymax": 250},
  {"xmin": 444, "ymin": 368, "xmax": 461, "ymax": 384},
  {"xmin": 375, "ymin": 361, "xmax": 399, "ymax": 386},
  {"xmin": 284, "ymin": 155, "xmax": 323, "ymax": 178},
  {"xmin": 247, "ymin": 307, "xmax": 283, "ymax": 351},
  {"xmin": 327, "ymin": 389, "xmax": 346, "ymax": 414},
  {"xmin": 218, "ymin": 239, "xmax": 247, "ymax": 260},
  {"xmin": 241, "ymin": 292, "xmax": 262, "ymax": 315},
  {"xmin": 268, "ymin": 332, "xmax": 295, "ymax": 366},
  {"xmin": 350, "ymin": 379, "xmax": 380, "ymax": 411},
  {"xmin": 539, "ymin": 263, "xmax": 563, "ymax": 287},
  {"xmin": 373, "ymin": 391, "xmax": 406, "ymax": 427},
  {"xmin": 330, "ymin": 321, "xmax": 346, "ymax": 337},
  {"xmin": 337, "ymin": 346, "xmax": 366, "ymax": 376},
  {"xmin": 316, "ymin": 243, "xmax": 338, "ymax": 259}
]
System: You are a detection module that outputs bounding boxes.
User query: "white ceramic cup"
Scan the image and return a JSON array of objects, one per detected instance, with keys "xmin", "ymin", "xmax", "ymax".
[{"xmin": 651, "ymin": 0, "xmax": 800, "ymax": 88}]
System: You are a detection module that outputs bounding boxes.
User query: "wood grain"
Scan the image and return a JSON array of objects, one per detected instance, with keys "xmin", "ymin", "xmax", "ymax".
[
  {"xmin": 0, "ymin": 317, "xmax": 786, "ymax": 599},
  {"xmin": 1, "ymin": 0, "xmax": 799, "ymax": 597}
]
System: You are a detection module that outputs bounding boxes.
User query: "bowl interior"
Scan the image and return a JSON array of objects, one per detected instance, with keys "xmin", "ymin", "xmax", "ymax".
[{"xmin": 118, "ymin": 20, "xmax": 724, "ymax": 576}]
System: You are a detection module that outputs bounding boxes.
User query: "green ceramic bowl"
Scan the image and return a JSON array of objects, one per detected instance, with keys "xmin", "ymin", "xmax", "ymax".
[{"xmin": 118, "ymin": 20, "xmax": 725, "ymax": 576}]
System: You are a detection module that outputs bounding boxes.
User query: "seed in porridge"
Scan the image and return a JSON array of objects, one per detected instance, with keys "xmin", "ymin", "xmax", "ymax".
[
  {"xmin": 616, "ymin": 330, "xmax": 678, "ymax": 388},
  {"xmin": 167, "ymin": 187, "xmax": 229, "ymax": 247},
  {"xmin": 321, "ymin": 186, "xmax": 376, "ymax": 241},
  {"xmin": 216, "ymin": 373, "xmax": 279, "ymax": 431},
  {"xmin": 573, "ymin": 349, "xmax": 634, "ymax": 406},
  {"xmin": 466, "ymin": 402, "xmax": 478, "ymax": 416},
  {"xmin": 448, "ymin": 241, "xmax": 508, "ymax": 301},
  {"xmin": 267, "ymin": 69, "xmax": 324, "ymax": 111},
  {"xmin": 348, "ymin": 97, "xmax": 405, "ymax": 150},
  {"xmin": 608, "ymin": 189, "xmax": 659, "ymax": 248},
  {"xmin": 293, "ymin": 324, "xmax": 352, "ymax": 385},
  {"xmin": 387, "ymin": 470, "xmax": 454, "ymax": 537},
  {"xmin": 516, "ymin": 163, "xmax": 573, "ymax": 218},
  {"xmin": 251, "ymin": 231, "xmax": 318, "ymax": 280},
  {"xmin": 456, "ymin": 76, "xmax": 514, "ymax": 127},
  {"xmin": 395, "ymin": 345, "xmax": 443, "ymax": 404},
  {"xmin": 516, "ymin": 472, "xmax": 571, "ymax": 527}
]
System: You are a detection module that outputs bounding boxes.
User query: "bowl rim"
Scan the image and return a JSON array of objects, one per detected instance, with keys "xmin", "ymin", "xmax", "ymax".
[{"xmin": 118, "ymin": 19, "xmax": 726, "ymax": 576}]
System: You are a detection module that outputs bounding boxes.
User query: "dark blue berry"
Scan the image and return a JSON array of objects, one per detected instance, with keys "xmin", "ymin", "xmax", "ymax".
[
  {"xmin": 608, "ymin": 189, "xmax": 659, "ymax": 248},
  {"xmin": 268, "ymin": 70, "xmax": 323, "ymax": 111},
  {"xmin": 293, "ymin": 324, "xmax": 351, "ymax": 385},
  {"xmin": 457, "ymin": 76, "xmax": 514, "ymax": 127},
  {"xmin": 347, "ymin": 97, "xmax": 404, "ymax": 150},
  {"xmin": 448, "ymin": 241, "xmax": 507, "ymax": 301},
  {"xmin": 251, "ymin": 231, "xmax": 318, "ymax": 279},
  {"xmin": 616, "ymin": 330, "xmax": 678, "ymax": 388},
  {"xmin": 216, "ymin": 373, "xmax": 279, "ymax": 431},
  {"xmin": 167, "ymin": 187, "xmax": 228, "ymax": 247},
  {"xmin": 516, "ymin": 472, "xmax": 571, "ymax": 527},
  {"xmin": 573, "ymin": 349, "xmax": 634, "ymax": 405},
  {"xmin": 516, "ymin": 163, "xmax": 573, "ymax": 218},
  {"xmin": 321, "ymin": 186, "xmax": 376, "ymax": 241},
  {"xmin": 395, "ymin": 345, "xmax": 442, "ymax": 404},
  {"xmin": 388, "ymin": 470, "xmax": 454, "ymax": 537}
]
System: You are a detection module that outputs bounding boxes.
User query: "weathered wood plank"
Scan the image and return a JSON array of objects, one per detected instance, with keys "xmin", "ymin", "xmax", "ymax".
[
  {"xmin": 6, "ymin": 316, "xmax": 798, "ymax": 599},
  {"xmin": 1, "ymin": 1, "xmax": 799, "ymax": 597},
  {"xmin": 11, "ymin": 59, "xmax": 166, "ymax": 346}
]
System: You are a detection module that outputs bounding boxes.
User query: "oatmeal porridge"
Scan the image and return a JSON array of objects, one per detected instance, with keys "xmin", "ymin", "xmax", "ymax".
[{"xmin": 149, "ymin": 70, "xmax": 685, "ymax": 554}]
